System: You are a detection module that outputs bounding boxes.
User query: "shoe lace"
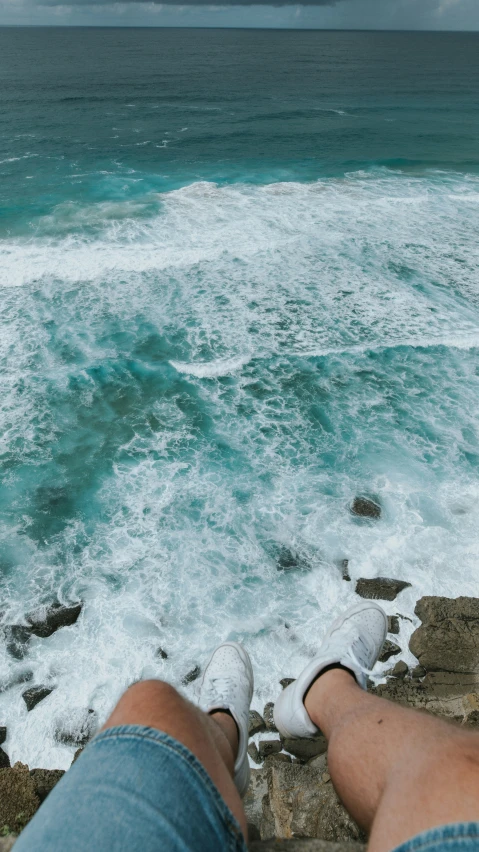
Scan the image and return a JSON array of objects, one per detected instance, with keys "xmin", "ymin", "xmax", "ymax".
[
  {"xmin": 203, "ymin": 675, "xmax": 236, "ymax": 708},
  {"xmin": 335, "ymin": 623, "xmax": 374, "ymax": 677}
]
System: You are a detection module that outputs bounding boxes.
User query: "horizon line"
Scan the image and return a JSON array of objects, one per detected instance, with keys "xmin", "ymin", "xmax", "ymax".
[{"xmin": 0, "ymin": 24, "xmax": 478, "ymax": 32}]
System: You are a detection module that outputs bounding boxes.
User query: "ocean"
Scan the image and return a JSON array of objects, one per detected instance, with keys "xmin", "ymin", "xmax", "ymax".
[{"xmin": 1, "ymin": 27, "xmax": 479, "ymax": 768}]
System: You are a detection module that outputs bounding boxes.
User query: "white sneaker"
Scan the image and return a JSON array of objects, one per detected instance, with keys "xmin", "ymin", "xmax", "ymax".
[
  {"xmin": 273, "ymin": 601, "xmax": 387, "ymax": 739},
  {"xmin": 199, "ymin": 641, "xmax": 254, "ymax": 797}
]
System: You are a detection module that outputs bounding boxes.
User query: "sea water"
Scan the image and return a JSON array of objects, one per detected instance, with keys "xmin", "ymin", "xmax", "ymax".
[{"xmin": 1, "ymin": 28, "xmax": 479, "ymax": 768}]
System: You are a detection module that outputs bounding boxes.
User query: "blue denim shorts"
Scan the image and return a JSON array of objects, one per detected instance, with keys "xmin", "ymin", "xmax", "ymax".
[
  {"xmin": 14, "ymin": 725, "xmax": 247, "ymax": 852},
  {"xmin": 392, "ymin": 824, "xmax": 479, "ymax": 852}
]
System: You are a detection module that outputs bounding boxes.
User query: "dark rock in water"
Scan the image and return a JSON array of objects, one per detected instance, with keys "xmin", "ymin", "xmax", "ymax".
[
  {"xmin": 3, "ymin": 625, "xmax": 32, "ymax": 660},
  {"xmin": 411, "ymin": 665, "xmax": 426, "ymax": 680},
  {"xmin": 27, "ymin": 602, "xmax": 82, "ymax": 638},
  {"xmin": 410, "ymin": 596, "xmax": 479, "ymax": 674},
  {"xmin": 387, "ymin": 660, "xmax": 409, "ymax": 679},
  {"xmin": 0, "ymin": 761, "xmax": 39, "ymax": 834},
  {"xmin": 280, "ymin": 678, "xmax": 295, "ymax": 690},
  {"xmin": 281, "ymin": 735, "xmax": 328, "ymax": 762},
  {"xmin": 258, "ymin": 739, "xmax": 282, "ymax": 759},
  {"xmin": 0, "ymin": 727, "xmax": 6, "ymax": 745},
  {"xmin": 55, "ymin": 709, "xmax": 97, "ymax": 747},
  {"xmin": 0, "ymin": 748, "xmax": 10, "ymax": 769},
  {"xmin": 356, "ymin": 578, "xmax": 411, "ymax": 602},
  {"xmin": 276, "ymin": 546, "xmax": 310, "ymax": 572},
  {"xmin": 351, "ymin": 497, "xmax": 381, "ymax": 519},
  {"xmin": 388, "ymin": 616, "xmax": 400, "ymax": 635},
  {"xmin": 156, "ymin": 647, "xmax": 168, "ymax": 660},
  {"xmin": 379, "ymin": 640, "xmax": 401, "ymax": 663},
  {"xmin": 248, "ymin": 742, "xmax": 262, "ymax": 765},
  {"xmin": 182, "ymin": 665, "xmax": 201, "ymax": 685},
  {"xmin": 249, "ymin": 710, "xmax": 266, "ymax": 737},
  {"xmin": 341, "ymin": 559, "xmax": 351, "ymax": 582},
  {"xmin": 263, "ymin": 702, "xmax": 277, "ymax": 732},
  {"xmin": 29, "ymin": 769, "xmax": 64, "ymax": 803},
  {"xmin": 22, "ymin": 686, "xmax": 54, "ymax": 711}
]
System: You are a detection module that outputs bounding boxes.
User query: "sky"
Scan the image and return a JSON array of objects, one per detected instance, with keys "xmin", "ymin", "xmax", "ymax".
[{"xmin": 1, "ymin": 0, "xmax": 479, "ymax": 31}]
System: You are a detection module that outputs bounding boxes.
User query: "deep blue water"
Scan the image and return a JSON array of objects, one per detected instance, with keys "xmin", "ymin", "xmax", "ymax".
[{"xmin": 1, "ymin": 28, "xmax": 479, "ymax": 767}]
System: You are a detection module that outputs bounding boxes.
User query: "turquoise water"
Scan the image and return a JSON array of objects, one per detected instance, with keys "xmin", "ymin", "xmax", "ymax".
[{"xmin": 1, "ymin": 28, "xmax": 479, "ymax": 767}]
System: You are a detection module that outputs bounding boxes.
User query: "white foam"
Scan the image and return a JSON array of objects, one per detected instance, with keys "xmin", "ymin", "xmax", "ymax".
[
  {"xmin": 1, "ymin": 169, "xmax": 479, "ymax": 768},
  {"xmin": 170, "ymin": 355, "xmax": 251, "ymax": 378}
]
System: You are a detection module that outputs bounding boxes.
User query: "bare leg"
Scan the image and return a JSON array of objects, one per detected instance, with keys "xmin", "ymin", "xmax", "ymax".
[
  {"xmin": 103, "ymin": 680, "xmax": 247, "ymax": 838},
  {"xmin": 305, "ymin": 669, "xmax": 479, "ymax": 852}
]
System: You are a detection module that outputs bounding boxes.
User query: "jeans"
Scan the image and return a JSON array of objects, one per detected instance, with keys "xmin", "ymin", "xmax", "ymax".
[{"xmin": 14, "ymin": 724, "xmax": 247, "ymax": 851}]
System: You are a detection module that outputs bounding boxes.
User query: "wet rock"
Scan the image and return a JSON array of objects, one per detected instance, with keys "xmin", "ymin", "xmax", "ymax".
[
  {"xmin": 355, "ymin": 578, "xmax": 411, "ymax": 602},
  {"xmin": 410, "ymin": 597, "xmax": 479, "ymax": 673},
  {"xmin": 280, "ymin": 678, "xmax": 295, "ymax": 690},
  {"xmin": 182, "ymin": 665, "xmax": 201, "ymax": 685},
  {"xmin": 72, "ymin": 747, "xmax": 84, "ymax": 764},
  {"xmin": 258, "ymin": 740, "xmax": 282, "ymax": 760},
  {"xmin": 2, "ymin": 625, "xmax": 32, "ymax": 660},
  {"xmin": 0, "ymin": 748, "xmax": 10, "ymax": 769},
  {"xmin": 0, "ymin": 761, "xmax": 40, "ymax": 834},
  {"xmin": 29, "ymin": 769, "xmax": 64, "ymax": 804},
  {"xmin": 281, "ymin": 735, "xmax": 328, "ymax": 762},
  {"xmin": 248, "ymin": 743, "xmax": 262, "ymax": 765},
  {"xmin": 0, "ymin": 837, "xmax": 17, "ymax": 851},
  {"xmin": 388, "ymin": 616, "xmax": 400, "ymax": 635},
  {"xmin": 260, "ymin": 761, "xmax": 364, "ymax": 842},
  {"xmin": 22, "ymin": 686, "xmax": 54, "ymax": 711},
  {"xmin": 249, "ymin": 710, "xmax": 267, "ymax": 737},
  {"xmin": 263, "ymin": 703, "xmax": 278, "ymax": 732},
  {"xmin": 411, "ymin": 665, "xmax": 426, "ymax": 680},
  {"xmin": 156, "ymin": 647, "xmax": 168, "ymax": 660},
  {"xmin": 55, "ymin": 709, "xmax": 97, "ymax": 747},
  {"xmin": 0, "ymin": 727, "xmax": 6, "ymax": 745},
  {"xmin": 387, "ymin": 661, "xmax": 409, "ymax": 679},
  {"xmin": 341, "ymin": 560, "xmax": 351, "ymax": 582},
  {"xmin": 379, "ymin": 640, "xmax": 401, "ymax": 663},
  {"xmin": 27, "ymin": 602, "xmax": 82, "ymax": 638},
  {"xmin": 350, "ymin": 497, "xmax": 381, "ymax": 519},
  {"xmin": 276, "ymin": 546, "xmax": 310, "ymax": 573}
]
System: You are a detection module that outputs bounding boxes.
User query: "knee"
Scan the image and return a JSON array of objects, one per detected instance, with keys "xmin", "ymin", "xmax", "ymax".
[
  {"xmin": 123, "ymin": 679, "xmax": 181, "ymax": 708},
  {"xmin": 104, "ymin": 679, "xmax": 184, "ymax": 730}
]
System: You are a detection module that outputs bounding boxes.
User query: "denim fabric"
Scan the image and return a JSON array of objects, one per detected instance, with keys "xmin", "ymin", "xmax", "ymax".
[
  {"xmin": 392, "ymin": 824, "xmax": 479, "ymax": 852},
  {"xmin": 14, "ymin": 725, "xmax": 248, "ymax": 852}
]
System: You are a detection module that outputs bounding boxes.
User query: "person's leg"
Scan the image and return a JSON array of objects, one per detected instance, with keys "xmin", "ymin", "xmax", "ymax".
[
  {"xmin": 15, "ymin": 643, "xmax": 253, "ymax": 852},
  {"xmin": 275, "ymin": 602, "xmax": 479, "ymax": 852},
  {"xmin": 305, "ymin": 667, "xmax": 479, "ymax": 852},
  {"xmin": 103, "ymin": 679, "xmax": 248, "ymax": 837}
]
